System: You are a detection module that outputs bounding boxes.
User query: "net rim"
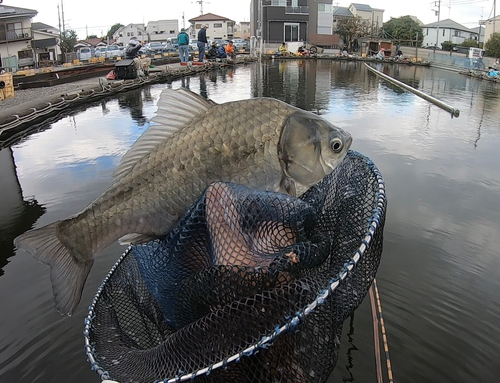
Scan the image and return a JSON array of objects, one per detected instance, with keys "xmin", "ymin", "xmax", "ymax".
[{"xmin": 83, "ymin": 150, "xmax": 387, "ymax": 382}]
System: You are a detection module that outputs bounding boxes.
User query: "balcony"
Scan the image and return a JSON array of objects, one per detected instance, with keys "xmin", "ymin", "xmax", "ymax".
[
  {"xmin": 285, "ymin": 6, "xmax": 309, "ymax": 15},
  {"xmin": 0, "ymin": 28, "xmax": 32, "ymax": 43}
]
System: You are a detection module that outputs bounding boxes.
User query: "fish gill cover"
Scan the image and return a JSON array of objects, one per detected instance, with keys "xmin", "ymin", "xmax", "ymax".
[{"xmin": 84, "ymin": 151, "xmax": 386, "ymax": 383}]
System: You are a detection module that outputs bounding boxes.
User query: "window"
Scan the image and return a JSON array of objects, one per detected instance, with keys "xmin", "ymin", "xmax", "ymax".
[
  {"xmin": 271, "ymin": 0, "xmax": 287, "ymax": 6},
  {"xmin": 131, "ymin": 32, "xmax": 134, "ymax": 36},
  {"xmin": 196, "ymin": 24, "xmax": 202, "ymax": 29},
  {"xmin": 138, "ymin": 32, "xmax": 142, "ymax": 36},
  {"xmin": 127, "ymin": 32, "xmax": 130, "ymax": 36},
  {"xmin": 18, "ymin": 50, "xmax": 33, "ymax": 59},
  {"xmin": 426, "ymin": 28, "xmax": 428, "ymax": 36},
  {"xmin": 214, "ymin": 23, "xmax": 222, "ymax": 28},
  {"xmin": 170, "ymin": 30, "xmax": 175, "ymax": 34},
  {"xmin": 287, "ymin": 0, "xmax": 298, "ymax": 6},
  {"xmin": 454, "ymin": 30, "xmax": 460, "ymax": 37},
  {"xmin": 443, "ymin": 29, "xmax": 445, "ymax": 36},
  {"xmin": 284, "ymin": 23, "xmax": 299, "ymax": 42}
]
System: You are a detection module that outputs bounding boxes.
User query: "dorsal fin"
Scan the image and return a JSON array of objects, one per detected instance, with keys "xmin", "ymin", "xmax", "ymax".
[{"xmin": 113, "ymin": 88, "xmax": 216, "ymax": 182}]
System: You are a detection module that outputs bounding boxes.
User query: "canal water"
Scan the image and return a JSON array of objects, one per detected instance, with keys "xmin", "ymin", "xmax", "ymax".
[{"xmin": 1, "ymin": 60, "xmax": 499, "ymax": 382}]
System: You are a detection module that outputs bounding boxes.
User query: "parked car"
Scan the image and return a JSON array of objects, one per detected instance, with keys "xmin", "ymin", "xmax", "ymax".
[
  {"xmin": 77, "ymin": 47, "xmax": 92, "ymax": 61},
  {"xmin": 232, "ymin": 39, "xmax": 250, "ymax": 51},
  {"xmin": 106, "ymin": 45, "xmax": 123, "ymax": 58},
  {"xmin": 94, "ymin": 46, "xmax": 107, "ymax": 58},
  {"xmin": 189, "ymin": 39, "xmax": 198, "ymax": 51},
  {"xmin": 146, "ymin": 42, "xmax": 165, "ymax": 54}
]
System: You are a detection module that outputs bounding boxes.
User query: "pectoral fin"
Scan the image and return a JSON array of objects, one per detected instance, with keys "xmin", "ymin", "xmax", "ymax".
[{"xmin": 280, "ymin": 176, "xmax": 297, "ymax": 197}]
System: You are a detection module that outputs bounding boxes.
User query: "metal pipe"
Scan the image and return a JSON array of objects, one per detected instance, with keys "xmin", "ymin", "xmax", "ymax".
[{"xmin": 364, "ymin": 63, "xmax": 460, "ymax": 118}]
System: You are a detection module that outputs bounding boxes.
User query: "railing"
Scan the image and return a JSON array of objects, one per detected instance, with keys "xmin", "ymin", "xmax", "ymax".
[
  {"xmin": 0, "ymin": 28, "xmax": 32, "ymax": 42},
  {"xmin": 285, "ymin": 6, "xmax": 309, "ymax": 14}
]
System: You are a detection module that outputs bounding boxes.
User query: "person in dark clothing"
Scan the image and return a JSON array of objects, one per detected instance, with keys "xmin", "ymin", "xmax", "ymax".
[
  {"xmin": 197, "ymin": 24, "xmax": 208, "ymax": 61},
  {"xmin": 125, "ymin": 37, "xmax": 142, "ymax": 59},
  {"xmin": 124, "ymin": 37, "xmax": 150, "ymax": 75},
  {"xmin": 206, "ymin": 43, "xmax": 218, "ymax": 60},
  {"xmin": 217, "ymin": 44, "xmax": 227, "ymax": 59}
]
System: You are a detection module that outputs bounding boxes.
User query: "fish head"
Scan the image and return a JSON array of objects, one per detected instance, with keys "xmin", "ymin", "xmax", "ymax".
[{"xmin": 279, "ymin": 110, "xmax": 352, "ymax": 193}]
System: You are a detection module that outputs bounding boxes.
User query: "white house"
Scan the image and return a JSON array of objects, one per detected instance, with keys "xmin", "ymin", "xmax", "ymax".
[
  {"xmin": 146, "ymin": 20, "xmax": 178, "ymax": 43},
  {"xmin": 422, "ymin": 19, "xmax": 479, "ymax": 48},
  {"xmin": 32, "ymin": 22, "xmax": 61, "ymax": 65},
  {"xmin": 113, "ymin": 23, "xmax": 146, "ymax": 46},
  {"xmin": 0, "ymin": 5, "xmax": 37, "ymax": 69},
  {"xmin": 188, "ymin": 13, "xmax": 235, "ymax": 42}
]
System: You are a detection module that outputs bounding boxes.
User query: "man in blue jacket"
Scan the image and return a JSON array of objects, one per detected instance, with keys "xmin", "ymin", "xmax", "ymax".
[
  {"xmin": 177, "ymin": 28, "xmax": 190, "ymax": 63},
  {"xmin": 197, "ymin": 24, "xmax": 208, "ymax": 62}
]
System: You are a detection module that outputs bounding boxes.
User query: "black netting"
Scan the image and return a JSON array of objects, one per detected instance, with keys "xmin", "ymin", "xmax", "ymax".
[{"xmin": 84, "ymin": 151, "xmax": 386, "ymax": 383}]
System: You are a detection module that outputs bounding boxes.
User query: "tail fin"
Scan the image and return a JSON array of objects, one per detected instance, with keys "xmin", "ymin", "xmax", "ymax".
[{"xmin": 14, "ymin": 222, "xmax": 94, "ymax": 316}]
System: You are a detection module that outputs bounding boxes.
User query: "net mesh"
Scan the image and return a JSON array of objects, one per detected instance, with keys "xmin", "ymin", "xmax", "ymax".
[{"xmin": 84, "ymin": 151, "xmax": 386, "ymax": 383}]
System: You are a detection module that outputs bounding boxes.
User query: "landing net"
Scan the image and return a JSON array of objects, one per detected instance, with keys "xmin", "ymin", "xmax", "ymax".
[{"xmin": 84, "ymin": 150, "xmax": 387, "ymax": 383}]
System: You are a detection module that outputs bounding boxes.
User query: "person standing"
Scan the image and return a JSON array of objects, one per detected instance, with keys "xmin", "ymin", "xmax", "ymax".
[
  {"xmin": 197, "ymin": 24, "xmax": 208, "ymax": 62},
  {"xmin": 177, "ymin": 28, "xmax": 190, "ymax": 63}
]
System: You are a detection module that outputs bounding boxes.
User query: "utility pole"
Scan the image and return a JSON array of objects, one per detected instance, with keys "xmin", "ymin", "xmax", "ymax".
[
  {"xmin": 61, "ymin": 0, "xmax": 66, "ymax": 33},
  {"xmin": 433, "ymin": 0, "xmax": 441, "ymax": 49},
  {"xmin": 494, "ymin": 0, "xmax": 496, "ymax": 34}
]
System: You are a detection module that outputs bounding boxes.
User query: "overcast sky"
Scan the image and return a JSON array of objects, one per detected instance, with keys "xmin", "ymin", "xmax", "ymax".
[{"xmin": 7, "ymin": 0, "xmax": 498, "ymax": 38}]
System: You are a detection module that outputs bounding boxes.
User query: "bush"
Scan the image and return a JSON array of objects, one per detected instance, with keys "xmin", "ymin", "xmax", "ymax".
[
  {"xmin": 484, "ymin": 32, "xmax": 500, "ymax": 58},
  {"xmin": 442, "ymin": 41, "xmax": 454, "ymax": 51}
]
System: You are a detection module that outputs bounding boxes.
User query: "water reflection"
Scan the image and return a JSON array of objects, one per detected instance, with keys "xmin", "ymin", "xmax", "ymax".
[
  {"xmin": 0, "ymin": 148, "xmax": 45, "ymax": 275},
  {"xmin": 117, "ymin": 87, "xmax": 148, "ymax": 126}
]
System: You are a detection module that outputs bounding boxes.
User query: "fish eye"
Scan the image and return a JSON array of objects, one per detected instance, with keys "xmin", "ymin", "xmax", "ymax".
[{"xmin": 330, "ymin": 138, "xmax": 343, "ymax": 153}]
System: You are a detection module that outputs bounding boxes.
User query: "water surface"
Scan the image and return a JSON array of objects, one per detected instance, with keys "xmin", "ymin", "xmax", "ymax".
[{"xmin": 1, "ymin": 60, "xmax": 500, "ymax": 382}]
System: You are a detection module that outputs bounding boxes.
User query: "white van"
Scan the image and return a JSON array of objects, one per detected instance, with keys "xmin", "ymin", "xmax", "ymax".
[{"xmin": 78, "ymin": 47, "xmax": 92, "ymax": 61}]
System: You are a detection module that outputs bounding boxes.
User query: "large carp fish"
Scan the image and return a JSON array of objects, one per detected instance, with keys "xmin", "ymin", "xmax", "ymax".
[{"xmin": 15, "ymin": 87, "xmax": 352, "ymax": 315}]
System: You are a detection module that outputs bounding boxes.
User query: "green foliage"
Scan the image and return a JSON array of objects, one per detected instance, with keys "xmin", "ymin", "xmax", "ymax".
[
  {"xmin": 335, "ymin": 16, "xmax": 371, "ymax": 50},
  {"xmin": 107, "ymin": 23, "xmax": 124, "ymax": 39},
  {"xmin": 87, "ymin": 34, "xmax": 98, "ymax": 39},
  {"xmin": 460, "ymin": 39, "xmax": 479, "ymax": 48},
  {"xmin": 59, "ymin": 29, "xmax": 78, "ymax": 53},
  {"xmin": 381, "ymin": 16, "xmax": 423, "ymax": 46},
  {"xmin": 484, "ymin": 32, "xmax": 500, "ymax": 57},
  {"xmin": 441, "ymin": 41, "xmax": 454, "ymax": 51}
]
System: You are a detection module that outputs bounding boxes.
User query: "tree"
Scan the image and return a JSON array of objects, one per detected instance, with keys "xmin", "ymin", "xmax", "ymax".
[
  {"xmin": 381, "ymin": 16, "xmax": 423, "ymax": 46},
  {"xmin": 335, "ymin": 16, "xmax": 371, "ymax": 51},
  {"xmin": 460, "ymin": 38, "xmax": 479, "ymax": 48},
  {"xmin": 484, "ymin": 32, "xmax": 500, "ymax": 58},
  {"xmin": 87, "ymin": 34, "xmax": 98, "ymax": 39},
  {"xmin": 107, "ymin": 23, "xmax": 124, "ymax": 39},
  {"xmin": 59, "ymin": 29, "xmax": 78, "ymax": 53}
]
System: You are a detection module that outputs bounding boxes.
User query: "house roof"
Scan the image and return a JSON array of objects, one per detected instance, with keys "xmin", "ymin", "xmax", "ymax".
[
  {"xmin": 423, "ymin": 18, "xmax": 474, "ymax": 32},
  {"xmin": 32, "ymin": 22, "xmax": 58, "ymax": 31},
  {"xmin": 0, "ymin": 5, "xmax": 37, "ymax": 19},
  {"xmin": 188, "ymin": 13, "xmax": 234, "ymax": 23},
  {"xmin": 333, "ymin": 7, "xmax": 353, "ymax": 17},
  {"xmin": 350, "ymin": 3, "xmax": 373, "ymax": 12}
]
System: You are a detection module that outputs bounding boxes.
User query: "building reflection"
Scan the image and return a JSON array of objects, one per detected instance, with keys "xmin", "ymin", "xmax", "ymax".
[{"xmin": 0, "ymin": 148, "xmax": 45, "ymax": 276}]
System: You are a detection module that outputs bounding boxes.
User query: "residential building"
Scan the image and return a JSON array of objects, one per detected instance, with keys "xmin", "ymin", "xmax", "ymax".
[
  {"xmin": 31, "ymin": 22, "xmax": 61, "ymax": 65},
  {"xmin": 189, "ymin": 13, "xmax": 235, "ymax": 42},
  {"xmin": 113, "ymin": 23, "xmax": 147, "ymax": 46},
  {"xmin": 480, "ymin": 16, "xmax": 500, "ymax": 46},
  {"xmin": 332, "ymin": 4, "xmax": 384, "ymax": 38},
  {"xmin": 250, "ymin": 0, "xmax": 334, "ymax": 45},
  {"xmin": 0, "ymin": 5, "xmax": 37, "ymax": 69},
  {"xmin": 234, "ymin": 21, "xmax": 251, "ymax": 39},
  {"xmin": 146, "ymin": 20, "xmax": 178, "ymax": 43},
  {"xmin": 422, "ymin": 19, "xmax": 479, "ymax": 48},
  {"xmin": 249, "ymin": 1, "xmax": 382, "ymax": 47}
]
